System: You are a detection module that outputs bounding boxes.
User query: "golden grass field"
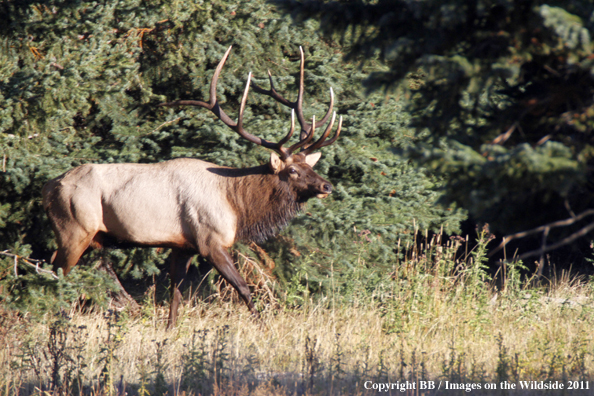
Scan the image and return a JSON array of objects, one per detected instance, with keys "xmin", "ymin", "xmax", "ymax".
[{"xmin": 2, "ymin": 233, "xmax": 594, "ymax": 395}]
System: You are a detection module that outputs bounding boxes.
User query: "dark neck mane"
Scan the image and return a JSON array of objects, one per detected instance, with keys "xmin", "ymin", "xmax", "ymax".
[{"xmin": 220, "ymin": 165, "xmax": 305, "ymax": 243}]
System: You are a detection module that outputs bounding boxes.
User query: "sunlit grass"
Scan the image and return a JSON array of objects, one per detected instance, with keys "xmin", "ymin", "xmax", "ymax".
[{"xmin": 2, "ymin": 230, "xmax": 594, "ymax": 395}]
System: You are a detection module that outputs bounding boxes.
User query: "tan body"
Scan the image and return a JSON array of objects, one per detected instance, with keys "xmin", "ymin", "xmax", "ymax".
[
  {"xmin": 42, "ymin": 46, "xmax": 341, "ymax": 328},
  {"xmin": 44, "ymin": 159, "xmax": 243, "ymax": 255}
]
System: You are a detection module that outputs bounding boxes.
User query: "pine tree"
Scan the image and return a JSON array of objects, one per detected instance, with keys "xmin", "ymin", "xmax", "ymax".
[
  {"xmin": 275, "ymin": 0, "xmax": 594, "ymax": 260},
  {"xmin": 0, "ymin": 0, "xmax": 463, "ymax": 312}
]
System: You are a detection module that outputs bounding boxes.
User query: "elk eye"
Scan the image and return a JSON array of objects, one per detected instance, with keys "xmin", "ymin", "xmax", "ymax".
[{"xmin": 288, "ymin": 167, "xmax": 298, "ymax": 175}]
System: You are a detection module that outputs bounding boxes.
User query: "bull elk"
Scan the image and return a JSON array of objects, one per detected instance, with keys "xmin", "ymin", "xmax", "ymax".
[{"xmin": 42, "ymin": 46, "xmax": 341, "ymax": 328}]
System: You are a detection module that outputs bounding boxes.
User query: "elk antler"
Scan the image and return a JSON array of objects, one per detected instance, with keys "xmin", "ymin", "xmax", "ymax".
[
  {"xmin": 252, "ymin": 46, "xmax": 341, "ymax": 153},
  {"xmin": 159, "ymin": 46, "xmax": 340, "ymax": 159}
]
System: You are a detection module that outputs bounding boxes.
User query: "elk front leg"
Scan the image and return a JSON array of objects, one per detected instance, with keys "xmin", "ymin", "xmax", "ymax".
[
  {"xmin": 51, "ymin": 230, "xmax": 95, "ymax": 276},
  {"xmin": 206, "ymin": 244, "xmax": 256, "ymax": 315},
  {"xmin": 167, "ymin": 249, "xmax": 194, "ymax": 330}
]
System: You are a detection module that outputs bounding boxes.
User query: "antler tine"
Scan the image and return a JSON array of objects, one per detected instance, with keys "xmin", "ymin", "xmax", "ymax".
[
  {"xmin": 277, "ymin": 109, "xmax": 296, "ymax": 147},
  {"xmin": 209, "ymin": 46, "xmax": 233, "ymax": 108},
  {"xmin": 236, "ymin": 72, "xmax": 251, "ymax": 131},
  {"xmin": 314, "ymin": 87, "xmax": 334, "ymax": 126},
  {"xmin": 302, "ymin": 114, "xmax": 342, "ymax": 155},
  {"xmin": 295, "ymin": 46, "xmax": 306, "ymax": 138},
  {"xmin": 301, "ymin": 112, "xmax": 337, "ymax": 154},
  {"xmin": 288, "ymin": 115, "xmax": 316, "ymax": 153},
  {"xmin": 321, "ymin": 115, "xmax": 342, "ymax": 148},
  {"xmin": 251, "ymin": 70, "xmax": 293, "ymax": 107}
]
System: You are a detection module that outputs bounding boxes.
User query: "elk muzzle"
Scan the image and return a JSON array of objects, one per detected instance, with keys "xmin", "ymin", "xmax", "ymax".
[{"xmin": 316, "ymin": 181, "xmax": 333, "ymax": 199}]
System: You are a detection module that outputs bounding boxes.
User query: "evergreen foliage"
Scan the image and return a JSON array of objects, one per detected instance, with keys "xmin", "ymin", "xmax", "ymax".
[
  {"xmin": 0, "ymin": 0, "xmax": 462, "ymax": 312},
  {"xmin": 275, "ymin": 0, "xmax": 594, "ymax": 252}
]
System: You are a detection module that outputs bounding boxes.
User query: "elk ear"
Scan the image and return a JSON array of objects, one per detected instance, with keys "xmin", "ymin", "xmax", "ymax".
[
  {"xmin": 269, "ymin": 152, "xmax": 284, "ymax": 174},
  {"xmin": 304, "ymin": 152, "xmax": 322, "ymax": 167}
]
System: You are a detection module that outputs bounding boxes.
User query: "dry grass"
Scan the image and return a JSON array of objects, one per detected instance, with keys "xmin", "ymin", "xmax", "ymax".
[
  {"xmin": 2, "ymin": 232, "xmax": 594, "ymax": 395},
  {"xmin": 2, "ymin": 274, "xmax": 594, "ymax": 396}
]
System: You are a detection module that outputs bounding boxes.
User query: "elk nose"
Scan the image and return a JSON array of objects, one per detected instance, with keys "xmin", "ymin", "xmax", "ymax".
[{"xmin": 322, "ymin": 183, "xmax": 333, "ymax": 194}]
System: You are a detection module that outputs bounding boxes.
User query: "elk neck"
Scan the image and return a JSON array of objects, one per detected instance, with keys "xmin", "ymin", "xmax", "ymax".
[{"xmin": 212, "ymin": 164, "xmax": 305, "ymax": 243}]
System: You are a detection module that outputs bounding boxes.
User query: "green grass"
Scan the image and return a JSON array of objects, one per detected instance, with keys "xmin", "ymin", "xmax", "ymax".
[{"xmin": 2, "ymin": 229, "xmax": 594, "ymax": 395}]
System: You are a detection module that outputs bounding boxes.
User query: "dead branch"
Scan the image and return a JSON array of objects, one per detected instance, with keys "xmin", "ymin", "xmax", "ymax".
[
  {"xmin": 0, "ymin": 251, "xmax": 59, "ymax": 279},
  {"xmin": 489, "ymin": 208, "xmax": 594, "ymax": 260},
  {"xmin": 516, "ymin": 221, "xmax": 594, "ymax": 261}
]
